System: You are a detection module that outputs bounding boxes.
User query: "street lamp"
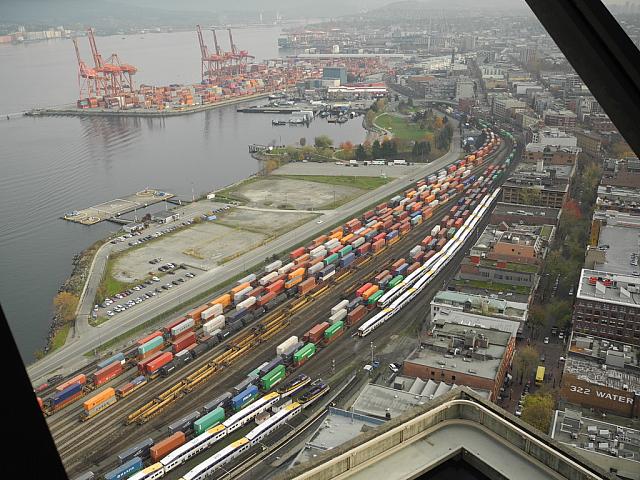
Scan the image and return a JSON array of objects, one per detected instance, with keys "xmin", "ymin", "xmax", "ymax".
[{"xmin": 370, "ymin": 341, "xmax": 375, "ymax": 364}]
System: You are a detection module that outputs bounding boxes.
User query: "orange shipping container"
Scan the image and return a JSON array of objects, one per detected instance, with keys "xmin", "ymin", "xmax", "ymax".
[
  {"xmin": 329, "ymin": 231, "xmax": 343, "ymax": 240},
  {"xmin": 362, "ymin": 285, "xmax": 380, "ymax": 301},
  {"xmin": 150, "ymin": 432, "xmax": 186, "ymax": 462},
  {"xmin": 295, "ymin": 253, "xmax": 310, "ymax": 265},
  {"xmin": 341, "ymin": 233, "xmax": 355, "ymax": 245},
  {"xmin": 187, "ymin": 304, "xmax": 209, "ymax": 323},
  {"xmin": 209, "ymin": 294, "xmax": 231, "ymax": 309},
  {"xmin": 231, "ymin": 283, "xmax": 251, "ymax": 295},
  {"xmin": 83, "ymin": 388, "xmax": 116, "ymax": 412},
  {"xmin": 288, "ymin": 267, "xmax": 306, "ymax": 280}
]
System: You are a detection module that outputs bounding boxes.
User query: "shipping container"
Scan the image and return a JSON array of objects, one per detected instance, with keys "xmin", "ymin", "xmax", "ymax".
[
  {"xmin": 135, "ymin": 332, "xmax": 163, "ymax": 347},
  {"xmin": 231, "ymin": 282, "xmax": 251, "ymax": 296},
  {"xmin": 277, "ymin": 336, "xmax": 299, "ymax": 356},
  {"xmin": 290, "ymin": 247, "xmax": 306, "ymax": 260},
  {"xmin": 96, "ymin": 353, "xmax": 125, "ymax": 370},
  {"xmin": 209, "ymin": 293, "xmax": 232, "ymax": 309},
  {"xmin": 265, "ymin": 279, "xmax": 285, "ymax": 295},
  {"xmin": 194, "ymin": 407, "xmax": 225, "ymax": 435},
  {"xmin": 329, "ymin": 308, "xmax": 347, "ymax": 324},
  {"xmin": 304, "ymin": 322, "xmax": 330, "ymax": 343},
  {"xmin": 104, "ymin": 457, "xmax": 142, "ymax": 480},
  {"xmin": 94, "ymin": 361, "xmax": 124, "ymax": 386},
  {"xmin": 368, "ymin": 290, "xmax": 385, "ymax": 305},
  {"xmin": 170, "ymin": 318, "xmax": 195, "ymax": 339},
  {"xmin": 56, "ymin": 374, "xmax": 87, "ymax": 392},
  {"xmin": 150, "ymin": 432, "xmax": 186, "ymax": 462},
  {"xmin": 346, "ymin": 305, "xmax": 367, "ymax": 326},
  {"xmin": 261, "ymin": 364, "xmax": 286, "ymax": 391},
  {"xmin": 146, "ymin": 352, "xmax": 174, "ymax": 375},
  {"xmin": 331, "ymin": 300, "xmax": 349, "ymax": 315},
  {"xmin": 203, "ymin": 315, "xmax": 225, "ymax": 334},
  {"xmin": 83, "ymin": 387, "xmax": 116, "ymax": 413},
  {"xmin": 362, "ymin": 285, "xmax": 380, "ymax": 301},
  {"xmin": 203, "ymin": 392, "xmax": 233, "ymax": 413},
  {"xmin": 293, "ymin": 343, "xmax": 317, "ymax": 366},
  {"xmin": 171, "ymin": 331, "xmax": 197, "ymax": 354},
  {"xmin": 259, "ymin": 271, "xmax": 278, "ymax": 286},
  {"xmin": 232, "ymin": 385, "xmax": 259, "ymax": 411},
  {"xmin": 201, "ymin": 304, "xmax": 223, "ymax": 322}
]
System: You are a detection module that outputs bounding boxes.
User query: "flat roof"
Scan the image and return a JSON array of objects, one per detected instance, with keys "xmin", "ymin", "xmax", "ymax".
[
  {"xmin": 432, "ymin": 290, "xmax": 528, "ymax": 322},
  {"xmin": 590, "ymin": 212, "xmax": 640, "ymax": 275},
  {"xmin": 576, "ymin": 268, "xmax": 640, "ymax": 308},
  {"xmin": 433, "ymin": 309, "xmax": 521, "ymax": 337},
  {"xmin": 492, "ymin": 202, "xmax": 561, "ymax": 220},
  {"xmin": 551, "ymin": 410, "xmax": 640, "ymax": 479}
]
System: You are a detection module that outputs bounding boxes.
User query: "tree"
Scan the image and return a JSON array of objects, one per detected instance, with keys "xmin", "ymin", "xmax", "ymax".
[
  {"xmin": 53, "ymin": 292, "xmax": 79, "ymax": 324},
  {"xmin": 372, "ymin": 139, "xmax": 382, "ymax": 159},
  {"xmin": 528, "ymin": 305, "xmax": 546, "ymax": 339},
  {"xmin": 513, "ymin": 345, "xmax": 539, "ymax": 385},
  {"xmin": 340, "ymin": 141, "xmax": 354, "ymax": 152},
  {"xmin": 521, "ymin": 392, "xmax": 555, "ymax": 433},
  {"xmin": 355, "ymin": 144, "xmax": 368, "ymax": 161},
  {"xmin": 299, "ymin": 137, "xmax": 306, "ymax": 147},
  {"xmin": 434, "ymin": 116, "xmax": 444, "ymax": 129},
  {"xmin": 407, "ymin": 97, "xmax": 413, "ymax": 107},
  {"xmin": 314, "ymin": 135, "xmax": 333, "ymax": 149},
  {"xmin": 365, "ymin": 109, "xmax": 376, "ymax": 127}
]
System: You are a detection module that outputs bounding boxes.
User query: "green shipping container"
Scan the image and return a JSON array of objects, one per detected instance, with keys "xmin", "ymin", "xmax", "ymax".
[
  {"xmin": 447, "ymin": 227, "xmax": 456, "ymax": 239},
  {"xmin": 367, "ymin": 290, "xmax": 384, "ymax": 305},
  {"xmin": 388, "ymin": 275, "xmax": 404, "ymax": 288},
  {"xmin": 324, "ymin": 253, "xmax": 339, "ymax": 266},
  {"xmin": 339, "ymin": 245, "xmax": 353, "ymax": 257},
  {"xmin": 324, "ymin": 320, "xmax": 344, "ymax": 338},
  {"xmin": 293, "ymin": 343, "xmax": 317, "ymax": 362},
  {"xmin": 261, "ymin": 364, "xmax": 286, "ymax": 390},
  {"xmin": 137, "ymin": 336, "xmax": 164, "ymax": 355},
  {"xmin": 193, "ymin": 407, "xmax": 225, "ymax": 435}
]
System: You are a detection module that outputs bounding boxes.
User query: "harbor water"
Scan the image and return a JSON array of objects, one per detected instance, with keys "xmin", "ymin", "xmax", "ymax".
[{"xmin": 0, "ymin": 28, "xmax": 367, "ymax": 362}]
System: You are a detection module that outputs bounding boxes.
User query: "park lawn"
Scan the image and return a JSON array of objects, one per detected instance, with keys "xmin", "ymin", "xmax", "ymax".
[
  {"xmin": 374, "ymin": 113, "xmax": 433, "ymax": 142},
  {"xmin": 50, "ymin": 323, "xmax": 72, "ymax": 352},
  {"xmin": 273, "ymin": 175, "xmax": 393, "ymax": 190}
]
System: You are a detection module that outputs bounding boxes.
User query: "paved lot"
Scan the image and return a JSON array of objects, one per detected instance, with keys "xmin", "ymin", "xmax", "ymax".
[{"xmin": 230, "ymin": 176, "xmax": 362, "ymax": 210}]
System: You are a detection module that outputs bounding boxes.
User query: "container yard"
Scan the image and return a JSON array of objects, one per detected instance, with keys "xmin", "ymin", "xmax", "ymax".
[
  {"xmin": 41, "ymin": 125, "xmax": 516, "ymax": 479},
  {"xmin": 28, "ymin": 27, "xmax": 391, "ymax": 119}
]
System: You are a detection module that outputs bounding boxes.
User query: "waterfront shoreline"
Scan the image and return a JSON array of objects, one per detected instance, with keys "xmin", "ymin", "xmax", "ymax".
[{"xmin": 27, "ymin": 91, "xmax": 276, "ymax": 118}]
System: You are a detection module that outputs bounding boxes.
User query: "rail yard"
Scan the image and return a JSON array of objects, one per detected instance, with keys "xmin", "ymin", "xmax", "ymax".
[{"xmin": 37, "ymin": 122, "xmax": 517, "ymax": 480}]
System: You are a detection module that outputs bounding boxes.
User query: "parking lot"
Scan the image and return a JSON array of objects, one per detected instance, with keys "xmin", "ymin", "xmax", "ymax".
[{"xmin": 94, "ymin": 264, "xmax": 198, "ymax": 320}]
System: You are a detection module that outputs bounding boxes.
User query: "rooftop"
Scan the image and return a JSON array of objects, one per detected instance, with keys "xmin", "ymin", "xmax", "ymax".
[
  {"xmin": 525, "ymin": 143, "xmax": 582, "ymax": 155},
  {"xmin": 576, "ymin": 268, "xmax": 640, "ymax": 308},
  {"xmin": 431, "ymin": 290, "xmax": 528, "ymax": 323},
  {"xmin": 597, "ymin": 186, "xmax": 640, "ymax": 213},
  {"xmin": 502, "ymin": 163, "xmax": 575, "ymax": 191},
  {"xmin": 491, "ymin": 202, "xmax": 562, "ymax": 222},
  {"xmin": 276, "ymin": 387, "xmax": 615, "ymax": 480},
  {"xmin": 447, "ymin": 279, "xmax": 533, "ymax": 300},
  {"xmin": 565, "ymin": 333, "xmax": 640, "ymax": 392},
  {"xmin": 588, "ymin": 211, "xmax": 640, "ymax": 276},
  {"xmin": 551, "ymin": 409, "xmax": 640, "ymax": 479}
]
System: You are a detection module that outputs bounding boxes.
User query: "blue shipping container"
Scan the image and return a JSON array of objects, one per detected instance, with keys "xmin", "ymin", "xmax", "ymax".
[
  {"xmin": 364, "ymin": 231, "xmax": 377, "ymax": 241},
  {"xmin": 395, "ymin": 264, "xmax": 409, "ymax": 276},
  {"xmin": 104, "ymin": 457, "xmax": 142, "ymax": 480},
  {"xmin": 97, "ymin": 353, "xmax": 125, "ymax": 370},
  {"xmin": 259, "ymin": 357, "xmax": 284, "ymax": 377},
  {"xmin": 131, "ymin": 376, "xmax": 147, "ymax": 386},
  {"xmin": 51, "ymin": 383, "xmax": 83, "ymax": 405},
  {"xmin": 319, "ymin": 264, "xmax": 335, "ymax": 276},
  {"xmin": 387, "ymin": 230, "xmax": 399, "ymax": 240},
  {"xmin": 410, "ymin": 211, "xmax": 421, "ymax": 218},
  {"xmin": 226, "ymin": 308, "xmax": 249, "ymax": 322},
  {"xmin": 340, "ymin": 252, "xmax": 356, "ymax": 268},
  {"xmin": 232, "ymin": 385, "xmax": 259, "ymax": 410},
  {"xmin": 347, "ymin": 297, "xmax": 363, "ymax": 310}
]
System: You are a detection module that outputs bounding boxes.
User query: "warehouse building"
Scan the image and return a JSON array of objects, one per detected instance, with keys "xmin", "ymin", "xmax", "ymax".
[
  {"xmin": 559, "ymin": 334, "xmax": 640, "ymax": 417},
  {"xmin": 501, "ymin": 162, "xmax": 575, "ymax": 209},
  {"xmin": 152, "ymin": 211, "xmax": 180, "ymax": 224},
  {"xmin": 489, "ymin": 202, "xmax": 561, "ymax": 226}
]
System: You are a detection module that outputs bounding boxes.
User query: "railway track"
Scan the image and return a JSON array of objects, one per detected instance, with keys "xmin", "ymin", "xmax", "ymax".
[{"xmin": 52, "ymin": 138, "xmax": 512, "ymax": 477}]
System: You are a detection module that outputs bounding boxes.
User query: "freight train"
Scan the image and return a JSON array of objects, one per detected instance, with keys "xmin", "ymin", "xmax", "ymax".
[{"xmin": 39, "ymin": 127, "xmax": 504, "ymax": 420}]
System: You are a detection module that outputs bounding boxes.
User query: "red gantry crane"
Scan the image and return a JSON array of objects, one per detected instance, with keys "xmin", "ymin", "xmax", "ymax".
[
  {"xmin": 86, "ymin": 28, "xmax": 137, "ymax": 99},
  {"xmin": 72, "ymin": 37, "xmax": 97, "ymax": 102},
  {"xmin": 227, "ymin": 28, "xmax": 254, "ymax": 74},
  {"xmin": 196, "ymin": 24, "xmax": 229, "ymax": 83}
]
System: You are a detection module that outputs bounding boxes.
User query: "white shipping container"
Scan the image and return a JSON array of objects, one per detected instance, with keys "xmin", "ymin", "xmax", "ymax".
[
  {"xmin": 410, "ymin": 245, "xmax": 423, "ymax": 258},
  {"xmin": 233, "ymin": 286, "xmax": 253, "ymax": 304},
  {"xmin": 331, "ymin": 300, "xmax": 349, "ymax": 315},
  {"xmin": 352, "ymin": 237, "xmax": 366, "ymax": 248},
  {"xmin": 324, "ymin": 239, "xmax": 339, "ymax": 250},
  {"xmin": 236, "ymin": 296, "xmax": 257, "ymax": 311},
  {"xmin": 417, "ymin": 185, "xmax": 428, "ymax": 193},
  {"xmin": 328, "ymin": 308, "xmax": 347, "ymax": 324},
  {"xmin": 308, "ymin": 263, "xmax": 324, "ymax": 275},
  {"xmin": 171, "ymin": 318, "xmax": 195, "ymax": 338},
  {"xmin": 429, "ymin": 200, "xmax": 439, "ymax": 207},
  {"xmin": 203, "ymin": 315, "xmax": 225, "ymax": 334},
  {"xmin": 366, "ymin": 220, "xmax": 377, "ymax": 228},
  {"xmin": 432, "ymin": 188, "xmax": 440, "ymax": 195},
  {"xmin": 276, "ymin": 336, "xmax": 299, "ymax": 355},
  {"xmin": 441, "ymin": 182, "xmax": 450, "ymax": 191},
  {"xmin": 237, "ymin": 273, "xmax": 256, "ymax": 285},
  {"xmin": 462, "ymin": 170, "xmax": 471, "ymax": 178},
  {"xmin": 354, "ymin": 227, "xmax": 366, "ymax": 235},
  {"xmin": 277, "ymin": 262, "xmax": 295, "ymax": 276},
  {"xmin": 265, "ymin": 260, "xmax": 282, "ymax": 273},
  {"xmin": 201, "ymin": 304, "xmax": 223, "ymax": 321},
  {"xmin": 309, "ymin": 246, "xmax": 325, "ymax": 256},
  {"xmin": 259, "ymin": 271, "xmax": 278, "ymax": 286},
  {"xmin": 431, "ymin": 225, "xmax": 441, "ymax": 236}
]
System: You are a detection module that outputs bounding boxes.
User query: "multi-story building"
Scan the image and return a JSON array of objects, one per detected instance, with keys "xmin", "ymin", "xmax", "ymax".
[
  {"xmin": 543, "ymin": 108, "xmax": 577, "ymax": 128},
  {"xmin": 455, "ymin": 77, "xmax": 475, "ymax": 100},
  {"xmin": 523, "ymin": 143, "xmax": 580, "ymax": 166},
  {"xmin": 501, "ymin": 163, "xmax": 575, "ymax": 209},
  {"xmin": 492, "ymin": 95, "xmax": 527, "ymax": 119},
  {"xmin": 322, "ymin": 67, "xmax": 347, "ymax": 86},
  {"xmin": 560, "ymin": 333, "xmax": 640, "ymax": 417},
  {"xmin": 489, "ymin": 203, "xmax": 562, "ymax": 226},
  {"xmin": 403, "ymin": 313, "xmax": 519, "ymax": 401},
  {"xmin": 575, "ymin": 130, "xmax": 603, "ymax": 159},
  {"xmin": 573, "ymin": 269, "xmax": 640, "ymax": 346},
  {"xmin": 531, "ymin": 127, "xmax": 578, "ymax": 147},
  {"xmin": 576, "ymin": 95, "xmax": 603, "ymax": 122}
]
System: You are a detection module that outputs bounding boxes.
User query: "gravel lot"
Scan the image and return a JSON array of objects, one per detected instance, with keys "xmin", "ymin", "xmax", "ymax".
[{"xmin": 273, "ymin": 161, "xmax": 426, "ymax": 178}]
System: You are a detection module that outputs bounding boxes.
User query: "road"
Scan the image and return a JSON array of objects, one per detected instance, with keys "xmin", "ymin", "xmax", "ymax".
[{"xmin": 27, "ymin": 125, "xmax": 462, "ymax": 384}]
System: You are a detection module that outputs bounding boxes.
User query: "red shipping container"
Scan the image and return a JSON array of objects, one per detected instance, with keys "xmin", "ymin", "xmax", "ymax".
[
  {"xmin": 290, "ymin": 247, "xmax": 306, "ymax": 260},
  {"xmin": 400, "ymin": 223, "xmax": 411, "ymax": 234},
  {"xmin": 441, "ymin": 215, "xmax": 450, "ymax": 227},
  {"xmin": 435, "ymin": 238, "xmax": 447, "ymax": 251},
  {"xmin": 164, "ymin": 316, "xmax": 188, "ymax": 334},
  {"xmin": 363, "ymin": 210, "xmax": 374, "ymax": 219},
  {"xmin": 357, "ymin": 243, "xmax": 371, "ymax": 255},
  {"xmin": 392, "ymin": 259, "xmax": 406, "ymax": 270},
  {"xmin": 414, "ymin": 251, "xmax": 425, "ymax": 264},
  {"xmin": 454, "ymin": 218, "xmax": 463, "ymax": 228},
  {"xmin": 330, "ymin": 226, "xmax": 343, "ymax": 236},
  {"xmin": 383, "ymin": 219, "xmax": 393, "ymax": 230},
  {"xmin": 138, "ymin": 352, "xmax": 164, "ymax": 373},
  {"xmin": 56, "ymin": 374, "xmax": 87, "ymax": 392},
  {"xmin": 446, "ymin": 219, "xmax": 455, "ymax": 228},
  {"xmin": 248, "ymin": 286, "xmax": 265, "ymax": 298},
  {"xmin": 398, "ymin": 211, "xmax": 409, "ymax": 221},
  {"xmin": 172, "ymin": 331, "xmax": 197, "ymax": 353},
  {"xmin": 136, "ymin": 331, "xmax": 163, "ymax": 346},
  {"xmin": 312, "ymin": 235, "xmax": 328, "ymax": 247},
  {"xmin": 330, "ymin": 245, "xmax": 342, "ymax": 255},
  {"xmin": 424, "ymin": 250, "xmax": 436, "ymax": 261},
  {"xmin": 94, "ymin": 361, "xmax": 124, "ymax": 386},
  {"xmin": 150, "ymin": 432, "xmax": 186, "ymax": 462},
  {"xmin": 348, "ymin": 235, "xmax": 363, "ymax": 246},
  {"xmin": 407, "ymin": 262, "xmax": 421, "ymax": 275},
  {"xmin": 375, "ymin": 202, "xmax": 387, "ymax": 212},
  {"xmin": 346, "ymin": 305, "xmax": 367, "ymax": 327},
  {"xmin": 378, "ymin": 207, "xmax": 390, "ymax": 216},
  {"xmin": 373, "ymin": 233, "xmax": 386, "ymax": 242},
  {"xmin": 298, "ymin": 277, "xmax": 316, "ymax": 295},
  {"xmin": 438, "ymin": 228, "xmax": 447, "ymax": 238},
  {"xmin": 356, "ymin": 283, "xmax": 373, "ymax": 297},
  {"xmin": 421, "ymin": 235, "xmax": 433, "ymax": 247},
  {"xmin": 266, "ymin": 279, "xmax": 285, "ymax": 295},
  {"xmin": 304, "ymin": 322, "xmax": 330, "ymax": 343},
  {"xmin": 146, "ymin": 352, "xmax": 173, "ymax": 374},
  {"xmin": 450, "ymin": 205, "xmax": 459, "ymax": 214},
  {"xmin": 375, "ymin": 270, "xmax": 390, "ymax": 283}
]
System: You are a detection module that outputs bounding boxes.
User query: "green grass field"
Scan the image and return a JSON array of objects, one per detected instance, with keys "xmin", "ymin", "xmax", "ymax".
[
  {"xmin": 50, "ymin": 323, "xmax": 72, "ymax": 352},
  {"xmin": 374, "ymin": 113, "xmax": 433, "ymax": 142}
]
